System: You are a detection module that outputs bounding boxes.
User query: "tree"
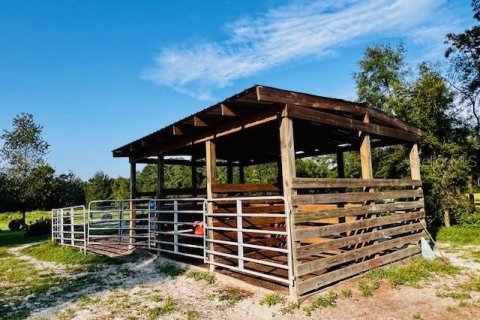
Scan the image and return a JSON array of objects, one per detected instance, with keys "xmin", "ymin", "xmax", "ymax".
[
  {"xmin": 55, "ymin": 172, "xmax": 85, "ymax": 207},
  {"xmin": 112, "ymin": 177, "xmax": 129, "ymax": 199},
  {"xmin": 445, "ymin": 0, "xmax": 480, "ymax": 134},
  {"xmin": 0, "ymin": 113, "xmax": 49, "ymax": 222},
  {"xmin": 354, "ymin": 44, "xmax": 473, "ymax": 225},
  {"xmin": 84, "ymin": 172, "xmax": 113, "ymax": 204}
]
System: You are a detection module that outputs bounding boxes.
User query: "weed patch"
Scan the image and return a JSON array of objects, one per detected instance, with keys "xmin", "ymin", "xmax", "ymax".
[
  {"xmin": 280, "ymin": 301, "xmax": 300, "ymax": 315},
  {"xmin": 155, "ymin": 262, "xmax": 185, "ymax": 278},
  {"xmin": 303, "ymin": 291, "xmax": 337, "ymax": 316},
  {"xmin": 365, "ymin": 257, "xmax": 459, "ymax": 288},
  {"xmin": 260, "ymin": 293, "xmax": 285, "ymax": 307},
  {"xmin": 22, "ymin": 240, "xmax": 114, "ymax": 266},
  {"xmin": 437, "ymin": 226, "xmax": 480, "ymax": 245},
  {"xmin": 146, "ymin": 298, "xmax": 179, "ymax": 319},
  {"xmin": 216, "ymin": 286, "xmax": 253, "ymax": 306},
  {"xmin": 185, "ymin": 270, "xmax": 215, "ymax": 284}
]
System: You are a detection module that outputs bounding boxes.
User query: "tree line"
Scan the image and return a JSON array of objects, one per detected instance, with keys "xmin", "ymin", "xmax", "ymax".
[{"xmin": 0, "ymin": 1, "xmax": 479, "ymax": 227}]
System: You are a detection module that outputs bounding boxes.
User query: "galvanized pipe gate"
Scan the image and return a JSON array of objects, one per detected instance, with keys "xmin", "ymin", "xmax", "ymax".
[{"xmin": 52, "ymin": 196, "xmax": 294, "ymax": 289}]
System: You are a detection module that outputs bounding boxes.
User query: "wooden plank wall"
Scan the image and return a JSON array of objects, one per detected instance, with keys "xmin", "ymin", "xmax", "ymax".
[{"xmin": 291, "ymin": 178, "xmax": 425, "ymax": 297}]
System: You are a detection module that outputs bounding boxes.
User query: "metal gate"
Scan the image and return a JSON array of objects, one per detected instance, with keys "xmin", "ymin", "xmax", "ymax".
[
  {"xmin": 87, "ymin": 199, "xmax": 151, "ymax": 247},
  {"xmin": 52, "ymin": 196, "xmax": 293, "ymax": 287},
  {"xmin": 148, "ymin": 198, "xmax": 205, "ymax": 259},
  {"xmin": 204, "ymin": 196, "xmax": 293, "ymax": 287},
  {"xmin": 51, "ymin": 206, "xmax": 87, "ymax": 252}
]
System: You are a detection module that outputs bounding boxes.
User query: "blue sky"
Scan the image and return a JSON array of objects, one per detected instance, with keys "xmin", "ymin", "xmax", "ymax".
[{"xmin": 0, "ymin": 0, "xmax": 474, "ymax": 180}]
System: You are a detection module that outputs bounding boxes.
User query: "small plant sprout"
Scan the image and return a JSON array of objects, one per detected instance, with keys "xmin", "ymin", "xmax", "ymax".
[{"xmin": 260, "ymin": 293, "xmax": 285, "ymax": 307}]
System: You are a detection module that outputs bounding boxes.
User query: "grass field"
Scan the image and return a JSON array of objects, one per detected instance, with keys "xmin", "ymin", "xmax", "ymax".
[
  {"xmin": 0, "ymin": 210, "xmax": 50, "ymax": 230},
  {"xmin": 436, "ymin": 226, "xmax": 480, "ymax": 245}
]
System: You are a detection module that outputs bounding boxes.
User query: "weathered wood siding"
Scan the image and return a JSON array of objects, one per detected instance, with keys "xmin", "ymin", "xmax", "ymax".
[{"xmin": 291, "ymin": 178, "xmax": 425, "ymax": 297}]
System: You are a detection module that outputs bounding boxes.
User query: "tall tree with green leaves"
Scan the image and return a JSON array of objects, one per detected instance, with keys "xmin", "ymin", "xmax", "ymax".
[
  {"xmin": 84, "ymin": 172, "xmax": 113, "ymax": 204},
  {"xmin": 445, "ymin": 0, "xmax": 480, "ymax": 135},
  {"xmin": 354, "ymin": 44, "xmax": 473, "ymax": 225},
  {"xmin": 1, "ymin": 113, "xmax": 49, "ymax": 222}
]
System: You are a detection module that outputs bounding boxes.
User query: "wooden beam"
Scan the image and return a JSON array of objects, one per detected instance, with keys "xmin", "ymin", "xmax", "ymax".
[
  {"xmin": 256, "ymin": 85, "xmax": 426, "ymax": 137},
  {"xmin": 130, "ymin": 109, "xmax": 280, "ymax": 162},
  {"xmin": 286, "ymin": 104, "xmax": 420, "ymax": 142},
  {"xmin": 172, "ymin": 125, "xmax": 185, "ymax": 135},
  {"xmin": 157, "ymin": 155, "xmax": 164, "ymax": 198},
  {"xmin": 227, "ymin": 159, "xmax": 233, "ymax": 184},
  {"xmin": 193, "ymin": 116, "xmax": 209, "ymax": 127},
  {"xmin": 129, "ymin": 162, "xmax": 137, "ymax": 199},
  {"xmin": 360, "ymin": 113, "xmax": 373, "ymax": 180},
  {"xmin": 205, "ymin": 140, "xmax": 217, "ymax": 272},
  {"xmin": 191, "ymin": 154, "xmax": 198, "ymax": 196},
  {"xmin": 279, "ymin": 115, "xmax": 297, "ymax": 298},
  {"xmin": 336, "ymin": 151, "xmax": 345, "ymax": 178},
  {"xmin": 409, "ymin": 143, "xmax": 421, "ymax": 180},
  {"xmin": 221, "ymin": 104, "xmax": 236, "ymax": 116},
  {"xmin": 291, "ymin": 178, "xmax": 422, "ymax": 189}
]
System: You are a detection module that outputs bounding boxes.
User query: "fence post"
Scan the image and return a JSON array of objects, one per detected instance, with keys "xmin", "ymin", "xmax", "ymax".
[
  {"xmin": 174, "ymin": 200, "xmax": 178, "ymax": 253},
  {"xmin": 236, "ymin": 199, "xmax": 244, "ymax": 270},
  {"xmin": 70, "ymin": 208, "xmax": 74, "ymax": 246},
  {"xmin": 60, "ymin": 209, "xmax": 64, "ymax": 245}
]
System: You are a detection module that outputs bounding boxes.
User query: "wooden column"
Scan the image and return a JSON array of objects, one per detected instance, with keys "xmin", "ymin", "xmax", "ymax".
[
  {"xmin": 227, "ymin": 159, "xmax": 233, "ymax": 184},
  {"xmin": 191, "ymin": 155, "xmax": 197, "ymax": 197},
  {"xmin": 205, "ymin": 140, "xmax": 217, "ymax": 271},
  {"xmin": 239, "ymin": 161, "xmax": 245, "ymax": 184},
  {"xmin": 279, "ymin": 116, "xmax": 297, "ymax": 298},
  {"xmin": 157, "ymin": 155, "xmax": 165, "ymax": 198},
  {"xmin": 129, "ymin": 162, "xmax": 137, "ymax": 246},
  {"xmin": 336, "ymin": 151, "xmax": 345, "ymax": 178},
  {"xmin": 409, "ymin": 143, "xmax": 428, "ymax": 227},
  {"xmin": 409, "ymin": 143, "xmax": 421, "ymax": 180},
  {"xmin": 360, "ymin": 114, "xmax": 373, "ymax": 180}
]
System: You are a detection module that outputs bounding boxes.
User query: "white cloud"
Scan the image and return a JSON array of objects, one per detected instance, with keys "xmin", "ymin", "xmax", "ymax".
[{"xmin": 141, "ymin": 0, "xmax": 448, "ymax": 100}]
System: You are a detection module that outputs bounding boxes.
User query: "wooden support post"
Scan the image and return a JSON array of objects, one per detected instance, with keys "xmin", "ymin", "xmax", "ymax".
[
  {"xmin": 358, "ymin": 113, "xmax": 374, "ymax": 251},
  {"xmin": 239, "ymin": 161, "xmax": 245, "ymax": 184},
  {"xmin": 129, "ymin": 162, "xmax": 137, "ymax": 247},
  {"xmin": 336, "ymin": 150, "xmax": 346, "ymax": 225},
  {"xmin": 409, "ymin": 143, "xmax": 428, "ymax": 227},
  {"xmin": 191, "ymin": 155, "xmax": 197, "ymax": 197},
  {"xmin": 360, "ymin": 114, "xmax": 373, "ymax": 180},
  {"xmin": 227, "ymin": 159, "xmax": 233, "ymax": 184},
  {"xmin": 336, "ymin": 151, "xmax": 345, "ymax": 178},
  {"xmin": 205, "ymin": 140, "xmax": 217, "ymax": 271},
  {"xmin": 157, "ymin": 155, "xmax": 165, "ymax": 198},
  {"xmin": 409, "ymin": 144, "xmax": 421, "ymax": 180},
  {"xmin": 279, "ymin": 116, "xmax": 298, "ymax": 299}
]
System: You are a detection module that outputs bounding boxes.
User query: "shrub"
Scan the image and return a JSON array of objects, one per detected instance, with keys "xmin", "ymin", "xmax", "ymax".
[
  {"xmin": 456, "ymin": 213, "xmax": 480, "ymax": 228},
  {"xmin": 25, "ymin": 217, "xmax": 51, "ymax": 237},
  {"xmin": 8, "ymin": 219, "xmax": 26, "ymax": 231}
]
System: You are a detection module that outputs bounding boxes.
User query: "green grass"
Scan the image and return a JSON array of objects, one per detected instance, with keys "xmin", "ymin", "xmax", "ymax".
[
  {"xmin": 185, "ymin": 270, "xmax": 216, "ymax": 284},
  {"xmin": 0, "ymin": 230, "xmax": 48, "ymax": 247},
  {"xmin": 474, "ymin": 193, "xmax": 480, "ymax": 203},
  {"xmin": 155, "ymin": 262, "xmax": 186, "ymax": 278},
  {"xmin": 436, "ymin": 226, "xmax": 480, "ymax": 245},
  {"xmin": 260, "ymin": 293, "xmax": 285, "ymax": 307},
  {"xmin": 216, "ymin": 287, "xmax": 253, "ymax": 306},
  {"xmin": 22, "ymin": 240, "xmax": 114, "ymax": 266},
  {"xmin": 0, "ymin": 210, "xmax": 50, "ymax": 230},
  {"xmin": 146, "ymin": 298, "xmax": 179, "ymax": 320},
  {"xmin": 302, "ymin": 291, "xmax": 337, "ymax": 316},
  {"xmin": 366, "ymin": 257, "xmax": 459, "ymax": 288}
]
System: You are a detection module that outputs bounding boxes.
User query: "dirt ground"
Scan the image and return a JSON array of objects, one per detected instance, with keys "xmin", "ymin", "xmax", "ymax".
[{"xmin": 7, "ymin": 243, "xmax": 480, "ymax": 320}]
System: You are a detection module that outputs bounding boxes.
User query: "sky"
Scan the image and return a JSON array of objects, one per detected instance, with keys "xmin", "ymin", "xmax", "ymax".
[{"xmin": 0, "ymin": 0, "xmax": 475, "ymax": 180}]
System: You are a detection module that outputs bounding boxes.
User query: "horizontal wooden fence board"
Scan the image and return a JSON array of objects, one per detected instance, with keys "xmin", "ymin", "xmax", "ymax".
[
  {"xmin": 292, "ymin": 178, "xmax": 422, "ymax": 189},
  {"xmin": 294, "ymin": 201, "xmax": 424, "ymax": 224},
  {"xmin": 213, "ymin": 205, "xmax": 285, "ymax": 214},
  {"xmin": 212, "ymin": 183, "xmax": 281, "ymax": 193},
  {"xmin": 293, "ymin": 189, "xmax": 423, "ymax": 205},
  {"xmin": 297, "ymin": 246, "xmax": 420, "ymax": 295},
  {"xmin": 295, "ymin": 222, "xmax": 423, "ymax": 258},
  {"xmin": 295, "ymin": 211, "xmax": 425, "ymax": 240},
  {"xmin": 296, "ymin": 232, "xmax": 424, "ymax": 276}
]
